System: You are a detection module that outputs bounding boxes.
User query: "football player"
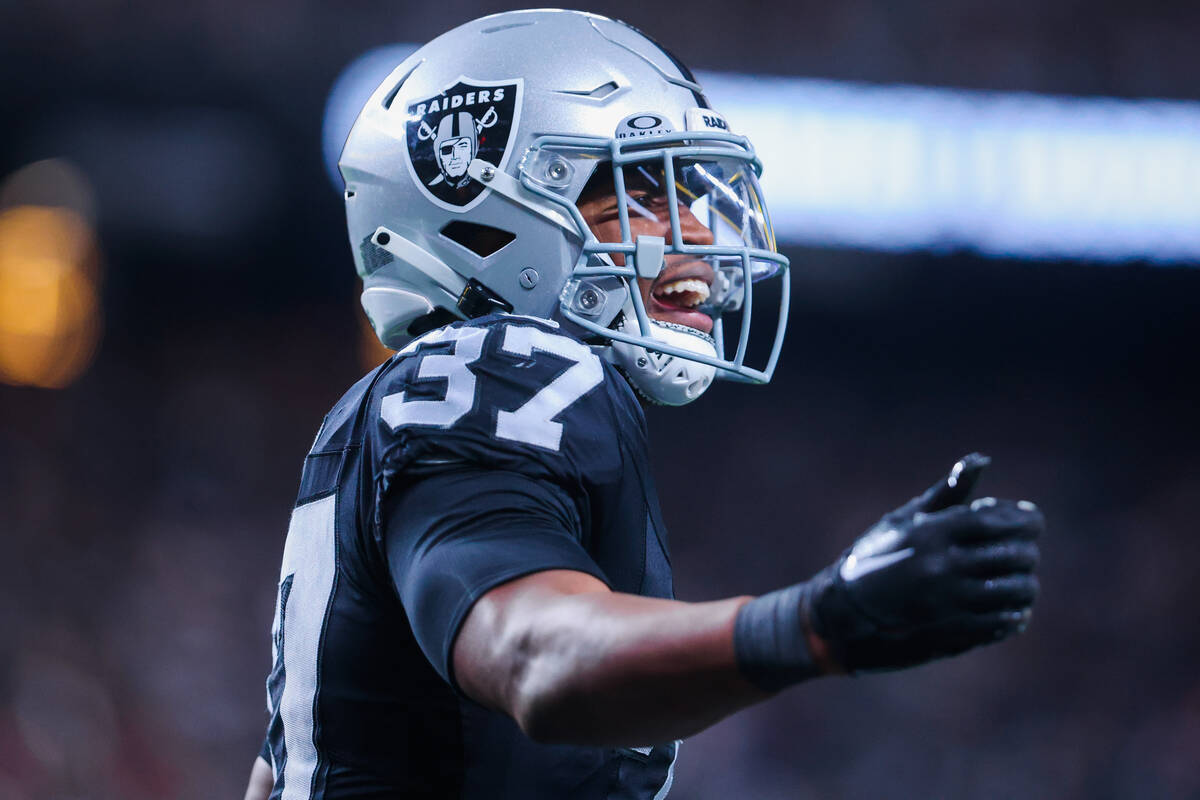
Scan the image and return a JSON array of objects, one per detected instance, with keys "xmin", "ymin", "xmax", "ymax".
[{"xmin": 245, "ymin": 10, "xmax": 1042, "ymax": 799}]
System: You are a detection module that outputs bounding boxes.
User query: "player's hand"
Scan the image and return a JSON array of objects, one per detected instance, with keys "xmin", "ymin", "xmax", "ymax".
[{"xmin": 806, "ymin": 453, "xmax": 1043, "ymax": 673}]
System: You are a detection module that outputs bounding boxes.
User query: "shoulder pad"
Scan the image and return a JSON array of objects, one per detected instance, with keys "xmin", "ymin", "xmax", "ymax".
[{"xmin": 311, "ymin": 363, "xmax": 389, "ymax": 454}]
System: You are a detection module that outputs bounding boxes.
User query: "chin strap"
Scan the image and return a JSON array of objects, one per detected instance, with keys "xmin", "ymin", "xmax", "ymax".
[{"xmin": 605, "ymin": 307, "xmax": 718, "ymax": 406}]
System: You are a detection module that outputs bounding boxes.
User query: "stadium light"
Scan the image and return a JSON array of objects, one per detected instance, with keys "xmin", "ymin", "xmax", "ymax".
[{"xmin": 0, "ymin": 205, "xmax": 102, "ymax": 388}]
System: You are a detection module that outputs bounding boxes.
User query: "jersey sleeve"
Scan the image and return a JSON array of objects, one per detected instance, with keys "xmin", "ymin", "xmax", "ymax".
[{"xmin": 383, "ymin": 465, "xmax": 610, "ymax": 688}]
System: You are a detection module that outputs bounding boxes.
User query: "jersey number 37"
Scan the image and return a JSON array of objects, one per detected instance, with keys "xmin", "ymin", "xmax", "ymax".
[{"xmin": 380, "ymin": 324, "xmax": 603, "ymax": 452}]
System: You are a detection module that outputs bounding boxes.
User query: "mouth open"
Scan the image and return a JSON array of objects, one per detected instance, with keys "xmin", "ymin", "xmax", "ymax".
[
  {"xmin": 655, "ymin": 278, "xmax": 710, "ymax": 308},
  {"xmin": 647, "ymin": 264, "xmax": 714, "ymax": 334}
]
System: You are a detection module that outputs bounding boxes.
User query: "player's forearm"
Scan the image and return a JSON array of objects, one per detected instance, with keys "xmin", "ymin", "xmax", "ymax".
[
  {"xmin": 518, "ymin": 592, "xmax": 767, "ymax": 745},
  {"xmin": 461, "ymin": 586, "xmax": 785, "ymax": 747}
]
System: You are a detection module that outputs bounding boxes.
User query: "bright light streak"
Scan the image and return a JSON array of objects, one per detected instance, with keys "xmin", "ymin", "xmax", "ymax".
[
  {"xmin": 697, "ymin": 73, "xmax": 1200, "ymax": 262},
  {"xmin": 323, "ymin": 46, "xmax": 1200, "ymax": 263}
]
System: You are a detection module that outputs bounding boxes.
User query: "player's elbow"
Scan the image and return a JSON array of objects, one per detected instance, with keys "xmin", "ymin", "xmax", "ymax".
[
  {"xmin": 517, "ymin": 711, "xmax": 573, "ymax": 745},
  {"xmin": 457, "ymin": 570, "xmax": 613, "ymax": 743},
  {"xmin": 505, "ymin": 634, "xmax": 587, "ymax": 744},
  {"xmin": 511, "ymin": 695, "xmax": 554, "ymax": 743},
  {"xmin": 457, "ymin": 612, "xmax": 575, "ymax": 743},
  {"xmin": 511, "ymin": 681, "xmax": 582, "ymax": 744}
]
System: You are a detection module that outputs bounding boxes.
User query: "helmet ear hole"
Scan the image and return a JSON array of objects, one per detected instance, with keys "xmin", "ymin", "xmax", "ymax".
[
  {"xmin": 358, "ymin": 233, "xmax": 395, "ymax": 275},
  {"xmin": 439, "ymin": 220, "xmax": 516, "ymax": 257}
]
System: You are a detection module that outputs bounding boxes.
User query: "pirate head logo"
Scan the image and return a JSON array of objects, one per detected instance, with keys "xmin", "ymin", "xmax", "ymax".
[{"xmin": 404, "ymin": 78, "xmax": 522, "ymax": 210}]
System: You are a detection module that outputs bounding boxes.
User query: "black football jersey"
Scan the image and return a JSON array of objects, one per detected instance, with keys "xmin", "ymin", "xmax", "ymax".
[{"xmin": 263, "ymin": 314, "xmax": 679, "ymax": 799}]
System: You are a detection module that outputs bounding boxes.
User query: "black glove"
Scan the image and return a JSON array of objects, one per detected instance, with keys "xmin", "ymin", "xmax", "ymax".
[
  {"xmin": 734, "ymin": 454, "xmax": 1043, "ymax": 689},
  {"xmin": 808, "ymin": 453, "xmax": 1042, "ymax": 672}
]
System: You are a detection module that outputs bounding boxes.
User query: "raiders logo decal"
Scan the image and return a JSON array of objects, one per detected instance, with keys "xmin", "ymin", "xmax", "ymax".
[{"xmin": 404, "ymin": 77, "xmax": 523, "ymax": 211}]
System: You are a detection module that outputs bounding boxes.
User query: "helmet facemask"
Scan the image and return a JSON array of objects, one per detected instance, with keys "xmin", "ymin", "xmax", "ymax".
[{"xmin": 514, "ymin": 130, "xmax": 790, "ymax": 402}]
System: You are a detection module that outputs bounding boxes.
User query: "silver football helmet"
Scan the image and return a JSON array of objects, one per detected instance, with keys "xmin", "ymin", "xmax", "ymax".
[{"xmin": 339, "ymin": 9, "xmax": 789, "ymax": 405}]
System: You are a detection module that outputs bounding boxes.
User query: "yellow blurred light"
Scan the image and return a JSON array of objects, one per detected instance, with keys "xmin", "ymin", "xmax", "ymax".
[
  {"xmin": 1, "ymin": 258, "xmax": 69, "ymax": 336},
  {"xmin": 0, "ymin": 205, "xmax": 102, "ymax": 389}
]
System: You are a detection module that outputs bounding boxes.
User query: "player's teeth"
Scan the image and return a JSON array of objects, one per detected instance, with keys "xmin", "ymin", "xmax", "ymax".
[{"xmin": 656, "ymin": 279, "xmax": 710, "ymax": 302}]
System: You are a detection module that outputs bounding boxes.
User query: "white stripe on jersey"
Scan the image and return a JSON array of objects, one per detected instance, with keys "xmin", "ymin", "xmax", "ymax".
[
  {"xmin": 654, "ymin": 740, "xmax": 681, "ymax": 800},
  {"xmin": 273, "ymin": 494, "xmax": 338, "ymax": 799}
]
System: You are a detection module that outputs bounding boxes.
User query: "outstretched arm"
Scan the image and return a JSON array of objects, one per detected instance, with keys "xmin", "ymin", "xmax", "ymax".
[
  {"xmin": 454, "ymin": 570, "xmax": 780, "ymax": 746},
  {"xmin": 452, "ymin": 455, "xmax": 1041, "ymax": 747}
]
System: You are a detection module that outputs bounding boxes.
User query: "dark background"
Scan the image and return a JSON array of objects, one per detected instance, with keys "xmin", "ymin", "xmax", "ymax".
[{"xmin": 1, "ymin": 2, "xmax": 1197, "ymax": 798}]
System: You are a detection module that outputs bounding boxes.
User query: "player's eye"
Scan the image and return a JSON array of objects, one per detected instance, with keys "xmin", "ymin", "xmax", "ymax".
[{"xmin": 595, "ymin": 200, "xmax": 623, "ymax": 220}]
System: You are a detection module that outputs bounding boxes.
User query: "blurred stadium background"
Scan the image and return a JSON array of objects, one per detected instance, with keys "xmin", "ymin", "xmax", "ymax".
[{"xmin": 1, "ymin": 1, "xmax": 1197, "ymax": 797}]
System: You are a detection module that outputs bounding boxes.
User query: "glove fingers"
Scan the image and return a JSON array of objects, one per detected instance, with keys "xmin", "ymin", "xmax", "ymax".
[
  {"xmin": 957, "ymin": 574, "xmax": 1040, "ymax": 612},
  {"xmin": 905, "ymin": 453, "xmax": 990, "ymax": 515},
  {"xmin": 942, "ymin": 498, "xmax": 1045, "ymax": 542},
  {"xmin": 952, "ymin": 540, "xmax": 1040, "ymax": 576},
  {"xmin": 952, "ymin": 609, "xmax": 1032, "ymax": 644},
  {"xmin": 906, "ymin": 610, "xmax": 1030, "ymax": 661}
]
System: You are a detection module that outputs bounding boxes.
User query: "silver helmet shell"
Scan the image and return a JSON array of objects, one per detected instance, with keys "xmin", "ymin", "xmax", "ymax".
[{"xmin": 339, "ymin": 9, "xmax": 789, "ymax": 401}]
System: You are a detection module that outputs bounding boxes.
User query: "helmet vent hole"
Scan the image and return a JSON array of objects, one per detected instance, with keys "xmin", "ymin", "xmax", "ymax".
[
  {"xmin": 556, "ymin": 81, "xmax": 620, "ymax": 100},
  {"xmin": 440, "ymin": 221, "xmax": 516, "ymax": 258},
  {"xmin": 382, "ymin": 59, "xmax": 424, "ymax": 110}
]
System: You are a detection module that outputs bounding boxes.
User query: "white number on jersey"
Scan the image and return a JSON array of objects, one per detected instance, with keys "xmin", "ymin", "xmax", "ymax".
[
  {"xmin": 381, "ymin": 324, "xmax": 603, "ymax": 452},
  {"xmin": 496, "ymin": 325, "xmax": 603, "ymax": 450},
  {"xmin": 381, "ymin": 326, "xmax": 487, "ymax": 430},
  {"xmin": 269, "ymin": 494, "xmax": 337, "ymax": 795}
]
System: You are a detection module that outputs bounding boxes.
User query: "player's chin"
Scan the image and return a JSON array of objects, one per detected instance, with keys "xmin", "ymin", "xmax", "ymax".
[{"xmin": 647, "ymin": 296, "xmax": 714, "ymax": 335}]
